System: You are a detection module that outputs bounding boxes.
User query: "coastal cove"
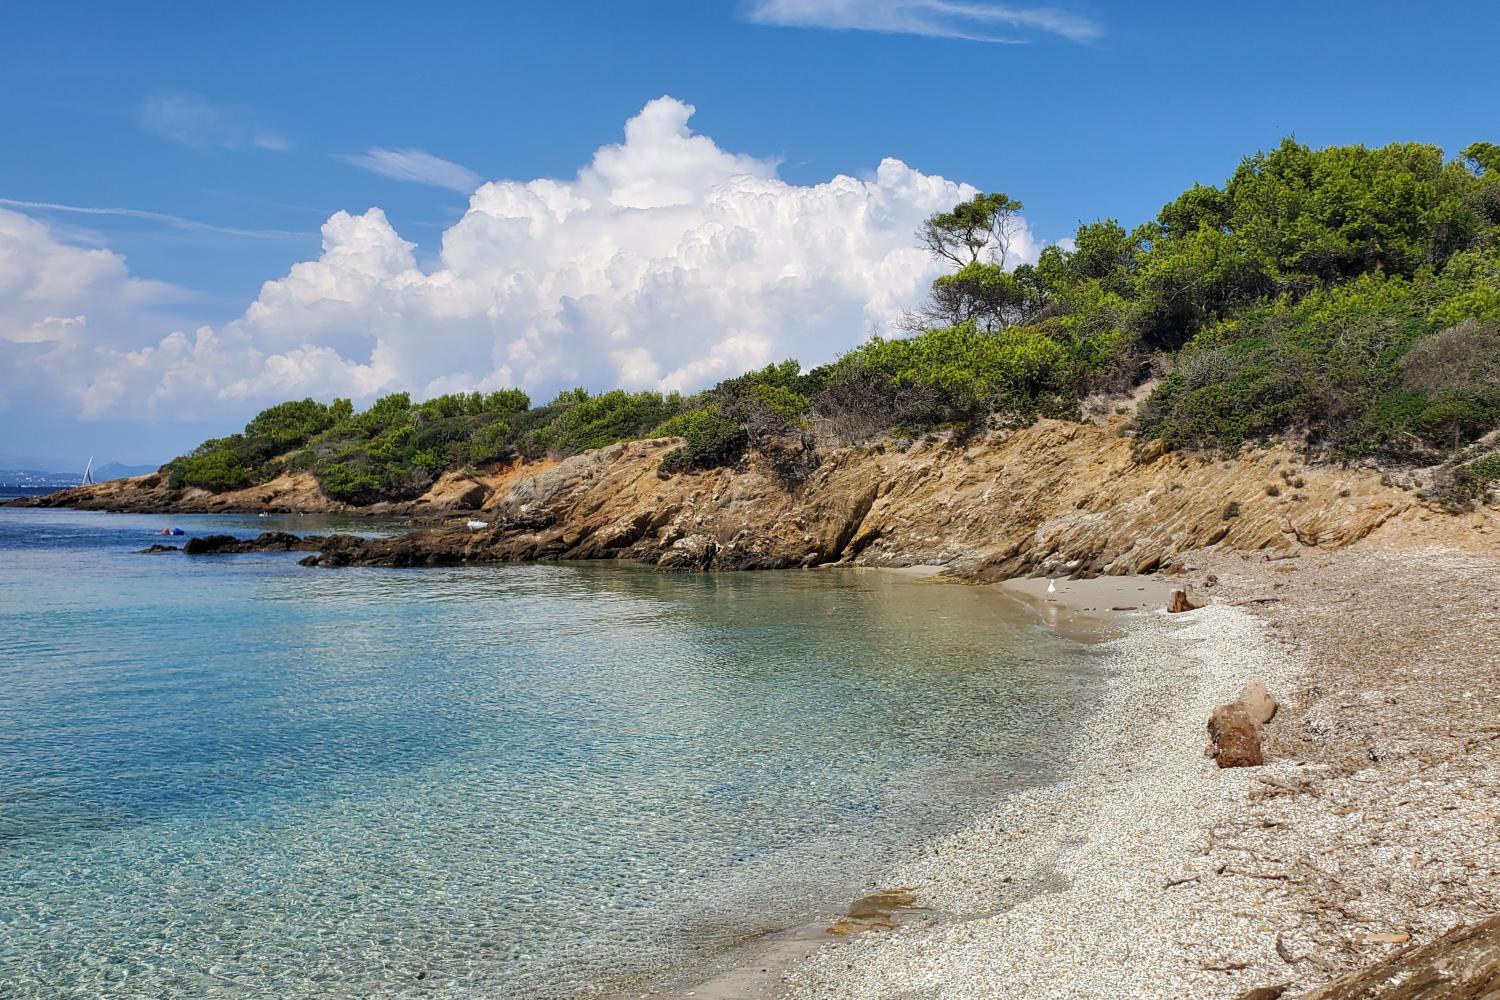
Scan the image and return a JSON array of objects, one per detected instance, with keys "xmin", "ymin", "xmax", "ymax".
[
  {"xmin": 8, "ymin": 8, "xmax": 1500, "ymax": 996},
  {"xmin": 0, "ymin": 507, "xmax": 1105, "ymax": 999}
]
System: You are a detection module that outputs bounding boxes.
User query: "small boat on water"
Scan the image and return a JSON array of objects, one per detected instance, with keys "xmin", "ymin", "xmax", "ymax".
[{"xmin": 156, "ymin": 527, "xmax": 185, "ymax": 536}]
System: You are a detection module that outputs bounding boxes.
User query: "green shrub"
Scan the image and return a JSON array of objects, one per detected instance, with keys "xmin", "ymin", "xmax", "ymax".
[
  {"xmin": 527, "ymin": 389, "xmax": 687, "ymax": 454},
  {"xmin": 465, "ymin": 419, "xmax": 514, "ymax": 463},
  {"xmin": 656, "ymin": 406, "xmax": 749, "ymax": 474}
]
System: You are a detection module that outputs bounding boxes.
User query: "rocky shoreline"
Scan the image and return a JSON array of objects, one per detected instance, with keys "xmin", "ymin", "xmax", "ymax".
[{"xmin": 25, "ymin": 415, "xmax": 1493, "ymax": 581}]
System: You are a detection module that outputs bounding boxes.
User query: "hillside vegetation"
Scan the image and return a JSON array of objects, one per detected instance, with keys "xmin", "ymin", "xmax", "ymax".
[{"xmin": 166, "ymin": 138, "xmax": 1500, "ymax": 506}]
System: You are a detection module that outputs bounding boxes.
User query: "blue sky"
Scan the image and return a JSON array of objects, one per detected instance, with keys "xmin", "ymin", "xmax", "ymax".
[{"xmin": 2, "ymin": 1, "xmax": 1497, "ymax": 468}]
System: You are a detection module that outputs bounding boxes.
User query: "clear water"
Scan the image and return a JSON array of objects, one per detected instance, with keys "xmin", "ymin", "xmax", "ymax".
[{"xmin": 0, "ymin": 507, "xmax": 1098, "ymax": 999}]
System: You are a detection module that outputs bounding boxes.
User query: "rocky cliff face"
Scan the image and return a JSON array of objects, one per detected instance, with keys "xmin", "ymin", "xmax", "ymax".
[
  {"xmin": 19, "ymin": 417, "xmax": 1495, "ymax": 576},
  {"xmin": 301, "ymin": 417, "xmax": 1495, "ymax": 573}
]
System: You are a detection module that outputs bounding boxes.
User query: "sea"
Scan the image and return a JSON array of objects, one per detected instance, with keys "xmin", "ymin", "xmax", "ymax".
[{"xmin": 0, "ymin": 499, "xmax": 1101, "ymax": 998}]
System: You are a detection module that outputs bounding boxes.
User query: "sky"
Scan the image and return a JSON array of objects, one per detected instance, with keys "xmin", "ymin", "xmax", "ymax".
[{"xmin": 2, "ymin": 1, "xmax": 1497, "ymax": 469}]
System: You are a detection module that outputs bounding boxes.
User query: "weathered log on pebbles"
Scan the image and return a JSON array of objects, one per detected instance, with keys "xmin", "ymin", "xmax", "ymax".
[
  {"xmin": 1207, "ymin": 701, "xmax": 1265, "ymax": 767},
  {"xmin": 1238, "ymin": 681, "xmax": 1279, "ymax": 724},
  {"xmin": 1298, "ymin": 915, "xmax": 1500, "ymax": 998},
  {"xmin": 1205, "ymin": 678, "xmax": 1280, "ymax": 768}
]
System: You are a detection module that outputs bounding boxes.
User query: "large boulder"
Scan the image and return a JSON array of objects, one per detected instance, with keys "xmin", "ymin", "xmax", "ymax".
[
  {"xmin": 182, "ymin": 534, "xmax": 245, "ymax": 554},
  {"xmin": 655, "ymin": 534, "xmax": 716, "ymax": 571},
  {"xmin": 184, "ymin": 532, "xmax": 320, "ymax": 555}
]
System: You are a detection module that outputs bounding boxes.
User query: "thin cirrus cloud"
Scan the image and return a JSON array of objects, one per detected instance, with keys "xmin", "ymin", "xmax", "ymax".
[
  {"xmin": 139, "ymin": 92, "xmax": 294, "ymax": 152},
  {"xmin": 0, "ymin": 198, "xmax": 309, "ymax": 241},
  {"xmin": 742, "ymin": 0, "xmax": 1103, "ymax": 43},
  {"xmin": 341, "ymin": 147, "xmax": 483, "ymax": 193}
]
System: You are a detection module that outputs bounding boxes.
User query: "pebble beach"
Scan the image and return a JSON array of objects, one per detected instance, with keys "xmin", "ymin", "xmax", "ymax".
[{"xmin": 768, "ymin": 541, "xmax": 1500, "ymax": 999}]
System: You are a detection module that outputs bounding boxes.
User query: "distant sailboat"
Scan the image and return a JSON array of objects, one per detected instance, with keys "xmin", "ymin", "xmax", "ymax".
[{"xmin": 82, "ymin": 457, "xmax": 96, "ymax": 486}]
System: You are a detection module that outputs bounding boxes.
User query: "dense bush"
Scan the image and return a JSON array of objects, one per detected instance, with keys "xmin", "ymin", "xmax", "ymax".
[
  {"xmin": 810, "ymin": 322, "xmax": 1113, "ymax": 439},
  {"xmin": 654, "ymin": 406, "xmax": 750, "ymax": 474},
  {"xmin": 1138, "ymin": 256, "xmax": 1500, "ymax": 459},
  {"xmin": 167, "ymin": 397, "xmax": 350, "ymax": 490},
  {"xmin": 524, "ymin": 389, "xmax": 686, "ymax": 454}
]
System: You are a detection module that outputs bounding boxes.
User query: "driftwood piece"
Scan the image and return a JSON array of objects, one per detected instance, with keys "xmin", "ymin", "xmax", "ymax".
[
  {"xmin": 1237, "ymin": 987, "xmax": 1289, "ymax": 1000},
  {"xmin": 1239, "ymin": 682, "xmax": 1279, "ymax": 725},
  {"xmin": 1208, "ymin": 702, "xmax": 1265, "ymax": 767},
  {"xmin": 1169, "ymin": 587, "xmax": 1201, "ymax": 613},
  {"xmin": 1299, "ymin": 915, "xmax": 1500, "ymax": 998}
]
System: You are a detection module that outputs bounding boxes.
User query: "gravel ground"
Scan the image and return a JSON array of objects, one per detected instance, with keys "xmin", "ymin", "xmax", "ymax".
[{"xmin": 779, "ymin": 544, "xmax": 1500, "ymax": 999}]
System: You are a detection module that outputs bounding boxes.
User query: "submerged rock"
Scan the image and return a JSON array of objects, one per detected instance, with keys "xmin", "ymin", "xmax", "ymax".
[{"xmin": 183, "ymin": 532, "xmax": 323, "ymax": 555}]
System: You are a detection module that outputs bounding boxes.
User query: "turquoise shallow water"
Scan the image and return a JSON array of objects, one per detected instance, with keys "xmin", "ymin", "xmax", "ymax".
[{"xmin": 0, "ymin": 506, "xmax": 1098, "ymax": 998}]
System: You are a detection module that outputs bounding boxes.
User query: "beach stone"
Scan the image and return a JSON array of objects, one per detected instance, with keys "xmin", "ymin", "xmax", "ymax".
[
  {"xmin": 1207, "ymin": 702, "xmax": 1264, "ymax": 768},
  {"xmin": 1235, "ymin": 987, "xmax": 1287, "ymax": 1000}
]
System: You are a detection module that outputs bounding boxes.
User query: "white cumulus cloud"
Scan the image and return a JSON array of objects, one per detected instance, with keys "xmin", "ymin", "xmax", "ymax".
[{"xmin": 1, "ymin": 96, "xmax": 1039, "ymax": 433}]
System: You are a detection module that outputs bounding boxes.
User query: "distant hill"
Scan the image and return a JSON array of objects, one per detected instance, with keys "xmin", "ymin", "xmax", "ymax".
[
  {"xmin": 0, "ymin": 462, "xmax": 158, "ymax": 488},
  {"xmin": 94, "ymin": 462, "xmax": 159, "ymax": 481}
]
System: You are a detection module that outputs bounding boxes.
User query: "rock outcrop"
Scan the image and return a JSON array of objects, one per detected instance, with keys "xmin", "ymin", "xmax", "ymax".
[
  {"xmin": 182, "ymin": 532, "xmax": 325, "ymax": 555},
  {"xmin": 293, "ymin": 417, "xmax": 1462, "ymax": 573},
  {"xmin": 20, "ymin": 415, "xmax": 1498, "ymax": 576}
]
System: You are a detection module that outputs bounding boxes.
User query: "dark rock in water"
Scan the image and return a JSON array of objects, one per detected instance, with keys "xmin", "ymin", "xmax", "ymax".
[
  {"xmin": 1206, "ymin": 701, "xmax": 1264, "ymax": 768},
  {"xmin": 183, "ymin": 534, "xmax": 243, "ymax": 554},
  {"xmin": 299, "ymin": 531, "xmax": 472, "ymax": 568},
  {"xmin": 183, "ymin": 532, "xmax": 324, "ymax": 555},
  {"xmin": 138, "ymin": 543, "xmax": 180, "ymax": 554}
]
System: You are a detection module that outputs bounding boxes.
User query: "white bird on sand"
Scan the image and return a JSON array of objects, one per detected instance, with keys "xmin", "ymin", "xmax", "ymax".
[{"xmin": 1046, "ymin": 579, "xmax": 1057, "ymax": 594}]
